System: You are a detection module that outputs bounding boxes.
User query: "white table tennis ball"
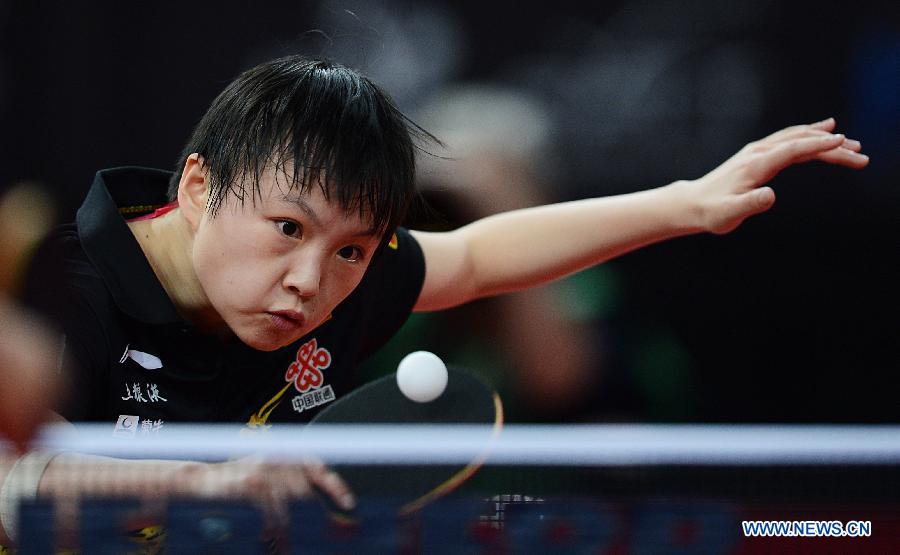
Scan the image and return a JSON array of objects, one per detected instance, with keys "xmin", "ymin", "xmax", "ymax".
[{"xmin": 396, "ymin": 351, "xmax": 448, "ymax": 403}]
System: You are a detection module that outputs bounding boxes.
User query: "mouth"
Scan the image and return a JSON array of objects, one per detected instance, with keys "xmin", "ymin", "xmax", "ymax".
[{"xmin": 267, "ymin": 310, "xmax": 306, "ymax": 332}]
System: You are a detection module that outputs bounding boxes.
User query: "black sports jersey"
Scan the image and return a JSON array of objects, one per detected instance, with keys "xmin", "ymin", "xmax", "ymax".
[{"xmin": 23, "ymin": 167, "xmax": 425, "ymax": 433}]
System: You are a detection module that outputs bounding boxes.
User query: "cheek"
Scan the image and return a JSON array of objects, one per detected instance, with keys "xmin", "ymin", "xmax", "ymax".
[
  {"xmin": 326, "ymin": 265, "xmax": 370, "ymax": 305},
  {"xmin": 192, "ymin": 222, "xmax": 277, "ymax": 308}
]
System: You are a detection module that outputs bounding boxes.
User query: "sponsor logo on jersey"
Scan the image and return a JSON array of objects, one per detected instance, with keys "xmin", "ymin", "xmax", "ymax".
[
  {"xmin": 246, "ymin": 337, "xmax": 337, "ymax": 428},
  {"xmin": 113, "ymin": 415, "xmax": 164, "ymax": 437},
  {"xmin": 291, "ymin": 385, "xmax": 335, "ymax": 413},
  {"xmin": 119, "ymin": 344, "xmax": 163, "ymax": 370},
  {"xmin": 121, "ymin": 382, "xmax": 168, "ymax": 403},
  {"xmin": 114, "ymin": 414, "xmax": 140, "ymax": 437},
  {"xmin": 285, "ymin": 338, "xmax": 331, "ymax": 392}
]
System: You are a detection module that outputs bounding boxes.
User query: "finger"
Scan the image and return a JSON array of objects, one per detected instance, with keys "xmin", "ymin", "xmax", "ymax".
[
  {"xmin": 232, "ymin": 462, "xmax": 290, "ymax": 532},
  {"xmin": 768, "ymin": 131, "xmax": 863, "ymax": 154},
  {"xmin": 815, "ymin": 146, "xmax": 870, "ymax": 168},
  {"xmin": 810, "ymin": 117, "xmax": 836, "ymax": 131},
  {"xmin": 765, "ymin": 133, "xmax": 845, "ymax": 171},
  {"xmin": 275, "ymin": 462, "xmax": 311, "ymax": 499},
  {"xmin": 759, "ymin": 127, "xmax": 841, "ymax": 149},
  {"xmin": 261, "ymin": 486, "xmax": 290, "ymax": 533},
  {"xmin": 736, "ymin": 186, "xmax": 777, "ymax": 219},
  {"xmin": 304, "ymin": 460, "xmax": 355, "ymax": 510},
  {"xmin": 760, "ymin": 117, "xmax": 834, "ymax": 144},
  {"xmin": 841, "ymin": 138, "xmax": 862, "ymax": 152},
  {"xmin": 771, "ymin": 129, "xmax": 861, "ymax": 152},
  {"xmin": 709, "ymin": 186, "xmax": 776, "ymax": 235},
  {"xmin": 759, "ymin": 124, "xmax": 816, "ymax": 144},
  {"xmin": 244, "ymin": 478, "xmax": 288, "ymax": 537}
]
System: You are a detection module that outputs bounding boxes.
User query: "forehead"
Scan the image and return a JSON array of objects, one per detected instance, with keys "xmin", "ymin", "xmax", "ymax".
[{"xmin": 254, "ymin": 167, "xmax": 382, "ymax": 237}]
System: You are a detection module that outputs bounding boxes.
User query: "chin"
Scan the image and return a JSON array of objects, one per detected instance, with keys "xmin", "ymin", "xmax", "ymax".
[{"xmin": 239, "ymin": 330, "xmax": 289, "ymax": 352}]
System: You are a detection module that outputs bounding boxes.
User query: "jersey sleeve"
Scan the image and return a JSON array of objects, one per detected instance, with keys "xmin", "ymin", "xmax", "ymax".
[
  {"xmin": 346, "ymin": 227, "xmax": 426, "ymax": 364},
  {"xmin": 21, "ymin": 225, "xmax": 112, "ymax": 421}
]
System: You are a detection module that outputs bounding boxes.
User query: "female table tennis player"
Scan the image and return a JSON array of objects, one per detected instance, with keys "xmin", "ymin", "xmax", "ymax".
[{"xmin": 0, "ymin": 55, "xmax": 868, "ymax": 546}]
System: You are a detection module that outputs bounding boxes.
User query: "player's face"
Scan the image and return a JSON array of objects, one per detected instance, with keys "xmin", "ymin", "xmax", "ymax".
[{"xmin": 191, "ymin": 170, "xmax": 383, "ymax": 351}]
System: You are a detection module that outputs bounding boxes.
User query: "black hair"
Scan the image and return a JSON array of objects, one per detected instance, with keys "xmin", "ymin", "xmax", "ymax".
[{"xmin": 169, "ymin": 55, "xmax": 437, "ymax": 238}]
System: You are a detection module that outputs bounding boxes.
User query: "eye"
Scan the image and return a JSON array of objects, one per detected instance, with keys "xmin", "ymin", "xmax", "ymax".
[
  {"xmin": 276, "ymin": 220, "xmax": 302, "ymax": 238},
  {"xmin": 337, "ymin": 245, "xmax": 364, "ymax": 262}
]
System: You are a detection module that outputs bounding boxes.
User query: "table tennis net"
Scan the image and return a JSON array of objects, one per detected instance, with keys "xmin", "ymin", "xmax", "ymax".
[{"xmin": 2, "ymin": 423, "xmax": 899, "ymax": 553}]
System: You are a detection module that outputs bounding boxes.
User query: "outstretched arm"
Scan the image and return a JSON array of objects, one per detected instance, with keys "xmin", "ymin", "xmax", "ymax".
[{"xmin": 412, "ymin": 118, "xmax": 868, "ymax": 312}]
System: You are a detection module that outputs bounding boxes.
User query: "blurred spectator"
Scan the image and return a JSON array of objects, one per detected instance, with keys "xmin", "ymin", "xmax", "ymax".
[
  {"xmin": 0, "ymin": 184, "xmax": 59, "ymax": 450},
  {"xmin": 367, "ymin": 85, "xmax": 610, "ymax": 421}
]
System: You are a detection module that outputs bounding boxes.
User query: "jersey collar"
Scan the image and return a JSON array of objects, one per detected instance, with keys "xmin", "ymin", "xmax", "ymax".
[{"xmin": 77, "ymin": 167, "xmax": 183, "ymax": 325}]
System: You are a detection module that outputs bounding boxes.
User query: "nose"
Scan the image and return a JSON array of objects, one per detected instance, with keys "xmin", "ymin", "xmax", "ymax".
[{"xmin": 283, "ymin": 256, "xmax": 323, "ymax": 299}]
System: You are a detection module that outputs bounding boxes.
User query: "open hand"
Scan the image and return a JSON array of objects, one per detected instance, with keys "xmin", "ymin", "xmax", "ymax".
[{"xmin": 690, "ymin": 117, "xmax": 869, "ymax": 234}]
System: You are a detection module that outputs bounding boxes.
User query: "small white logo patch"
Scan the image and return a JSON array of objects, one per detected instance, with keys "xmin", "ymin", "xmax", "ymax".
[
  {"xmin": 119, "ymin": 345, "xmax": 163, "ymax": 370},
  {"xmin": 113, "ymin": 414, "xmax": 139, "ymax": 437}
]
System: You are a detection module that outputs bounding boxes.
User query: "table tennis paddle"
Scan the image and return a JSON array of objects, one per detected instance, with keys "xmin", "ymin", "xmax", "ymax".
[{"xmin": 306, "ymin": 365, "xmax": 503, "ymax": 519}]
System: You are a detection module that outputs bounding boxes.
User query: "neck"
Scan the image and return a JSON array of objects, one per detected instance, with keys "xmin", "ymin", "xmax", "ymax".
[{"xmin": 127, "ymin": 208, "xmax": 222, "ymax": 331}]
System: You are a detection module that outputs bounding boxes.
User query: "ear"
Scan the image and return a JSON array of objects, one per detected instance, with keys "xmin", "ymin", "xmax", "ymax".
[{"xmin": 177, "ymin": 153, "xmax": 209, "ymax": 232}]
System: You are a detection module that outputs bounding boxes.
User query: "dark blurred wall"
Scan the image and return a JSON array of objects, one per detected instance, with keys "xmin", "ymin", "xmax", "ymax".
[{"xmin": 1, "ymin": 0, "xmax": 897, "ymax": 422}]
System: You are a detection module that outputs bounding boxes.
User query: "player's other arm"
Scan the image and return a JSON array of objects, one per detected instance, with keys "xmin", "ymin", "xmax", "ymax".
[
  {"xmin": 0, "ymin": 443, "xmax": 354, "ymax": 546},
  {"xmin": 0, "ymin": 448, "xmax": 203, "ymax": 545},
  {"xmin": 412, "ymin": 118, "xmax": 868, "ymax": 312}
]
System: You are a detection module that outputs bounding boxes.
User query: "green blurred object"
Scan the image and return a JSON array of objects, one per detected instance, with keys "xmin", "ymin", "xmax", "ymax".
[
  {"xmin": 552, "ymin": 265, "xmax": 621, "ymax": 322},
  {"xmin": 630, "ymin": 326, "xmax": 699, "ymax": 421}
]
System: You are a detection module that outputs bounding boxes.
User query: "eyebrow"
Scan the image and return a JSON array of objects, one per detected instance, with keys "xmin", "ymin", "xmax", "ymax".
[{"xmin": 280, "ymin": 194, "xmax": 380, "ymax": 238}]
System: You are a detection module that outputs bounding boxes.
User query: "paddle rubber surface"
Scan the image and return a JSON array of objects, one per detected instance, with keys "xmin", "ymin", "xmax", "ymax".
[{"xmin": 307, "ymin": 366, "xmax": 503, "ymax": 516}]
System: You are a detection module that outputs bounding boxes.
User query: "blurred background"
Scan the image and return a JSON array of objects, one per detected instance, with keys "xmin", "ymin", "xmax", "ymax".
[{"xmin": 1, "ymin": 0, "xmax": 897, "ymax": 424}]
